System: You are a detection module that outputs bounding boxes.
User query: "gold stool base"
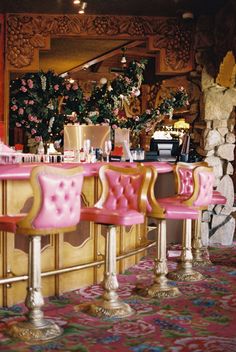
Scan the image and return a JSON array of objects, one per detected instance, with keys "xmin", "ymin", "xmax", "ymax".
[
  {"xmin": 136, "ymin": 283, "xmax": 181, "ymax": 299},
  {"xmin": 88, "ymin": 300, "xmax": 135, "ymax": 318},
  {"xmin": 167, "ymin": 269, "xmax": 204, "ymax": 282},
  {"xmin": 9, "ymin": 319, "xmax": 62, "ymax": 343},
  {"xmin": 147, "ymin": 284, "xmax": 181, "ymax": 299},
  {"xmin": 192, "ymin": 258, "xmax": 212, "ymax": 267}
]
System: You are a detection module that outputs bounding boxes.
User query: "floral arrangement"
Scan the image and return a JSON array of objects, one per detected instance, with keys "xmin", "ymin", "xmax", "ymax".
[
  {"xmin": 9, "ymin": 59, "xmax": 189, "ymax": 145},
  {"xmin": 10, "ymin": 70, "xmax": 84, "ymax": 143},
  {"xmin": 112, "ymin": 86, "xmax": 189, "ymax": 135}
]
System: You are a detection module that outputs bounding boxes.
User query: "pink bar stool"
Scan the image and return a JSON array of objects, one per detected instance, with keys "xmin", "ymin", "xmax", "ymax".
[
  {"xmin": 81, "ymin": 164, "xmax": 151, "ymax": 318},
  {"xmin": 0, "ymin": 165, "xmax": 84, "ymax": 343},
  {"xmin": 166, "ymin": 165, "xmax": 215, "ymax": 281},
  {"xmin": 172, "ymin": 162, "xmax": 226, "ymax": 265},
  {"xmin": 139, "ymin": 165, "xmax": 201, "ymax": 299}
]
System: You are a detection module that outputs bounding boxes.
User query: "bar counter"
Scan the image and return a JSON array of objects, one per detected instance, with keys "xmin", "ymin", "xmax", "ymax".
[{"xmin": 0, "ymin": 161, "xmax": 173, "ymax": 306}]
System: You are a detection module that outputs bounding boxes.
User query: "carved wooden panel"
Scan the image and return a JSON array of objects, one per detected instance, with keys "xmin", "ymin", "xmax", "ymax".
[
  {"xmin": 148, "ymin": 19, "xmax": 194, "ymax": 74},
  {"xmin": 6, "ymin": 14, "xmax": 194, "ymax": 74}
]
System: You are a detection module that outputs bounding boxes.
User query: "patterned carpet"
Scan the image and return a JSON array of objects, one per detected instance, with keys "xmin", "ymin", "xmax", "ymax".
[{"xmin": 0, "ymin": 244, "xmax": 236, "ymax": 352}]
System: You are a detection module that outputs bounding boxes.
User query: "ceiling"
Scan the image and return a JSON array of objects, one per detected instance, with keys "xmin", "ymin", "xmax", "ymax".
[
  {"xmin": 4, "ymin": 0, "xmax": 228, "ymax": 80},
  {"xmin": 0, "ymin": 0, "xmax": 227, "ymax": 17}
]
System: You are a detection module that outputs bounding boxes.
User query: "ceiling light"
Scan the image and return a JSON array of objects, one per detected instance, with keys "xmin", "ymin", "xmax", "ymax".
[
  {"xmin": 73, "ymin": 0, "xmax": 81, "ymax": 4},
  {"xmin": 182, "ymin": 11, "xmax": 194, "ymax": 20},
  {"xmin": 78, "ymin": 2, "xmax": 87, "ymax": 14},
  {"xmin": 100, "ymin": 77, "xmax": 108, "ymax": 85},
  {"xmin": 121, "ymin": 48, "xmax": 127, "ymax": 64}
]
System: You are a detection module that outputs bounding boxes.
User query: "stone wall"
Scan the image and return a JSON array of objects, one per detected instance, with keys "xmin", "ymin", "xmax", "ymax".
[{"xmin": 190, "ymin": 2, "xmax": 236, "ymax": 246}]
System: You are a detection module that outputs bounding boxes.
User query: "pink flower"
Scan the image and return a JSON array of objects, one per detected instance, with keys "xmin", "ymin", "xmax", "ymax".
[
  {"xmin": 64, "ymin": 96, "xmax": 69, "ymax": 100},
  {"xmin": 54, "ymin": 84, "xmax": 59, "ymax": 91},
  {"xmin": 113, "ymin": 108, "xmax": 119, "ymax": 116},
  {"xmin": 34, "ymin": 136, "xmax": 42, "ymax": 143},
  {"xmin": 28, "ymin": 100, "xmax": 34, "ymax": 105},
  {"xmin": 27, "ymin": 79, "xmax": 33, "ymax": 88},
  {"xmin": 11, "ymin": 105, "xmax": 18, "ymax": 111},
  {"xmin": 21, "ymin": 79, "xmax": 26, "ymax": 86},
  {"xmin": 31, "ymin": 129, "xmax": 37, "ymax": 135},
  {"xmin": 16, "ymin": 122, "xmax": 22, "ymax": 127},
  {"xmin": 28, "ymin": 114, "xmax": 34, "ymax": 121},
  {"xmin": 108, "ymin": 320, "xmax": 155, "ymax": 337},
  {"xmin": 24, "ymin": 100, "xmax": 29, "ymax": 105},
  {"xmin": 72, "ymin": 83, "xmax": 78, "ymax": 90},
  {"xmin": 112, "ymin": 124, "xmax": 118, "ymax": 129},
  {"xmin": 66, "ymin": 83, "xmax": 71, "ymax": 91},
  {"xmin": 20, "ymin": 86, "xmax": 27, "ymax": 93},
  {"xmin": 169, "ymin": 336, "xmax": 236, "ymax": 352},
  {"xmin": 18, "ymin": 108, "xmax": 24, "ymax": 115}
]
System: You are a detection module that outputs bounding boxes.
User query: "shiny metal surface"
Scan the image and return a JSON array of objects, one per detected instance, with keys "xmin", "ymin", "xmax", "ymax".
[{"xmin": 64, "ymin": 124, "xmax": 111, "ymax": 151}]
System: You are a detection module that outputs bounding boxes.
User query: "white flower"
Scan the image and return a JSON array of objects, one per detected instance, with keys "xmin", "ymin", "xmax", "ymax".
[{"xmin": 41, "ymin": 76, "xmax": 47, "ymax": 91}]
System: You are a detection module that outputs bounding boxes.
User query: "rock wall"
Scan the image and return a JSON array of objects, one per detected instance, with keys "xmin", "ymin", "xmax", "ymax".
[{"xmin": 190, "ymin": 3, "xmax": 236, "ymax": 246}]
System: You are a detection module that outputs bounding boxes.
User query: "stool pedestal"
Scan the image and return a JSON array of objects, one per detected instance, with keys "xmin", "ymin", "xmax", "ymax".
[
  {"xmin": 192, "ymin": 216, "xmax": 212, "ymax": 267},
  {"xmin": 168, "ymin": 219, "xmax": 204, "ymax": 282},
  {"xmin": 88, "ymin": 226, "xmax": 134, "ymax": 318},
  {"xmin": 9, "ymin": 236, "xmax": 62, "ymax": 343},
  {"xmin": 146, "ymin": 220, "xmax": 181, "ymax": 298}
]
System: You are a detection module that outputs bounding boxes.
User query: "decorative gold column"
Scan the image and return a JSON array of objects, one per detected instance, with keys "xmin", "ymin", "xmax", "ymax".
[
  {"xmin": 192, "ymin": 214, "xmax": 212, "ymax": 266},
  {"xmin": 168, "ymin": 219, "xmax": 204, "ymax": 282},
  {"xmin": 9, "ymin": 236, "xmax": 62, "ymax": 343},
  {"xmin": 88, "ymin": 225, "xmax": 134, "ymax": 318},
  {"xmin": 141, "ymin": 219, "xmax": 181, "ymax": 298}
]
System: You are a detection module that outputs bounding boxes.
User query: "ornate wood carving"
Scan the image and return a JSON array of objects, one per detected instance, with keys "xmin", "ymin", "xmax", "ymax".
[
  {"xmin": 6, "ymin": 14, "xmax": 194, "ymax": 74},
  {"xmin": 148, "ymin": 19, "xmax": 194, "ymax": 73}
]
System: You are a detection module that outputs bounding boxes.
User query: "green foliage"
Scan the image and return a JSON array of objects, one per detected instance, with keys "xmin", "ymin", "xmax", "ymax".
[{"xmin": 9, "ymin": 59, "xmax": 189, "ymax": 144}]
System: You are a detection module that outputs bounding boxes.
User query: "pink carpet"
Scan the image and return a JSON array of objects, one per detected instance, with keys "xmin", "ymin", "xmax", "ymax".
[{"xmin": 0, "ymin": 244, "xmax": 236, "ymax": 351}]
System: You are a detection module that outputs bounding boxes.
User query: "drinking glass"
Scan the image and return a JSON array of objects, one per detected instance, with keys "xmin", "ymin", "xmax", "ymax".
[
  {"xmin": 104, "ymin": 140, "xmax": 112, "ymax": 162},
  {"xmin": 83, "ymin": 139, "xmax": 91, "ymax": 161}
]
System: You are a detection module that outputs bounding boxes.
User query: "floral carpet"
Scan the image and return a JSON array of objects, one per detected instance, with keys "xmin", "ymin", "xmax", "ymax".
[{"xmin": 0, "ymin": 244, "xmax": 236, "ymax": 352}]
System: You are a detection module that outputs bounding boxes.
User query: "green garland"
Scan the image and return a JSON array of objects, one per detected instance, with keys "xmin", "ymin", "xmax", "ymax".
[{"xmin": 9, "ymin": 59, "xmax": 189, "ymax": 144}]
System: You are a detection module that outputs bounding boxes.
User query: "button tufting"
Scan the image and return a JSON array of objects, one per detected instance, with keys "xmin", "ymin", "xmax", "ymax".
[{"xmin": 51, "ymin": 195, "xmax": 57, "ymax": 202}]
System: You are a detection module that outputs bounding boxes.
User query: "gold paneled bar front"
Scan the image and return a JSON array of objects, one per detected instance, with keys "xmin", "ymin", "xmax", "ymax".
[{"xmin": 0, "ymin": 161, "xmax": 172, "ymax": 307}]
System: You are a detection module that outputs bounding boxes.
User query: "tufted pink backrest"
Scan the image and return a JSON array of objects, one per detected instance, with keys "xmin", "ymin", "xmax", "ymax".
[
  {"xmin": 178, "ymin": 167, "xmax": 194, "ymax": 195},
  {"xmin": 32, "ymin": 172, "xmax": 83, "ymax": 229},
  {"xmin": 16, "ymin": 166, "xmax": 84, "ymax": 233},
  {"xmin": 191, "ymin": 167, "xmax": 214, "ymax": 207},
  {"xmin": 102, "ymin": 169, "xmax": 144, "ymax": 211}
]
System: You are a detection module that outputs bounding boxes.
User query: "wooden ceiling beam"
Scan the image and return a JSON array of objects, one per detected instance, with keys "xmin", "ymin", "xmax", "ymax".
[{"xmin": 65, "ymin": 40, "xmax": 145, "ymax": 75}]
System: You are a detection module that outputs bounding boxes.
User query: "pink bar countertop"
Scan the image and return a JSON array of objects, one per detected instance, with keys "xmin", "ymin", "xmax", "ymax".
[{"xmin": 0, "ymin": 161, "xmax": 173, "ymax": 180}]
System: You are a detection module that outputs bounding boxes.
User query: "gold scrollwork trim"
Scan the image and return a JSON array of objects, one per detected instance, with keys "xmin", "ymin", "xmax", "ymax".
[{"xmin": 6, "ymin": 14, "xmax": 193, "ymax": 73}]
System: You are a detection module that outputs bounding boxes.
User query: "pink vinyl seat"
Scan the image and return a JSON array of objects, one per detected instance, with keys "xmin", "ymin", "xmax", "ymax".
[
  {"xmin": 138, "ymin": 165, "xmax": 206, "ymax": 299},
  {"xmin": 166, "ymin": 162, "xmax": 226, "ymax": 265},
  {"xmin": 0, "ymin": 165, "xmax": 84, "ymax": 343},
  {"xmin": 81, "ymin": 164, "xmax": 151, "ymax": 318}
]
